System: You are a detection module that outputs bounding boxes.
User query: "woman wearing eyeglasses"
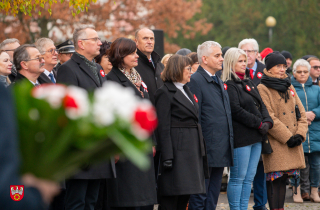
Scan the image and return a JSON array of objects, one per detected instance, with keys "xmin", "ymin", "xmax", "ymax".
[
  {"xmin": 257, "ymin": 52, "xmax": 308, "ymax": 210},
  {"xmin": 0, "ymin": 50, "xmax": 13, "ymax": 87},
  {"xmin": 155, "ymin": 54, "xmax": 208, "ymax": 210},
  {"xmin": 290, "ymin": 59, "xmax": 320, "ymax": 203}
]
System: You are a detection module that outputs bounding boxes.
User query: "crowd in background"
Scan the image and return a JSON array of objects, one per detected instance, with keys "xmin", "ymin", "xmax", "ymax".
[{"xmin": 1, "ymin": 26, "xmax": 320, "ymax": 210}]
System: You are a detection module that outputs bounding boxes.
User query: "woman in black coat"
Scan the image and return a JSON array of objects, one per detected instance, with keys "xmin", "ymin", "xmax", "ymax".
[
  {"xmin": 155, "ymin": 54, "xmax": 208, "ymax": 210},
  {"xmin": 106, "ymin": 38, "xmax": 157, "ymax": 210},
  {"xmin": 221, "ymin": 48, "xmax": 273, "ymax": 210}
]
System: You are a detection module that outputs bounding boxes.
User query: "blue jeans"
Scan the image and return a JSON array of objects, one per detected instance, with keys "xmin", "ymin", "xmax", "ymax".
[
  {"xmin": 227, "ymin": 142, "xmax": 262, "ymax": 210},
  {"xmin": 188, "ymin": 167, "xmax": 224, "ymax": 210},
  {"xmin": 290, "ymin": 152, "xmax": 320, "ymax": 188}
]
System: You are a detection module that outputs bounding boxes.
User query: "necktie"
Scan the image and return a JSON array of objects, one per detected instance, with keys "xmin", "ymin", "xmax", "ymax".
[
  {"xmin": 149, "ymin": 59, "xmax": 155, "ymax": 69},
  {"xmin": 48, "ymin": 73, "xmax": 56, "ymax": 83},
  {"xmin": 211, "ymin": 76, "xmax": 219, "ymax": 84},
  {"xmin": 249, "ymin": 69, "xmax": 254, "ymax": 80}
]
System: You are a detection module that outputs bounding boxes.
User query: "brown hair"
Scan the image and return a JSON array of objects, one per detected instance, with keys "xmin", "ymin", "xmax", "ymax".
[
  {"xmin": 107, "ymin": 37, "xmax": 136, "ymax": 69},
  {"xmin": 187, "ymin": 52, "xmax": 198, "ymax": 65},
  {"xmin": 307, "ymin": 57, "xmax": 320, "ymax": 63},
  {"xmin": 161, "ymin": 54, "xmax": 192, "ymax": 82}
]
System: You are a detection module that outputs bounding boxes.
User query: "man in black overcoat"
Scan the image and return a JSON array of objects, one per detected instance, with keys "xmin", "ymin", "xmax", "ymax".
[
  {"xmin": 187, "ymin": 41, "xmax": 234, "ymax": 210},
  {"xmin": 56, "ymin": 26, "xmax": 115, "ymax": 210},
  {"xmin": 238, "ymin": 38, "xmax": 267, "ymax": 210}
]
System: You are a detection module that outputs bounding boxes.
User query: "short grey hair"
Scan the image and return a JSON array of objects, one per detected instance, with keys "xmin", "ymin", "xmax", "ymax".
[
  {"xmin": 0, "ymin": 38, "xmax": 20, "ymax": 50},
  {"xmin": 197, "ymin": 41, "xmax": 221, "ymax": 64},
  {"xmin": 13, "ymin": 44, "xmax": 36, "ymax": 71},
  {"xmin": 293, "ymin": 59, "xmax": 311, "ymax": 73},
  {"xmin": 238, "ymin": 38, "xmax": 259, "ymax": 52},
  {"xmin": 73, "ymin": 26, "xmax": 95, "ymax": 50},
  {"xmin": 35, "ymin": 38, "xmax": 54, "ymax": 54}
]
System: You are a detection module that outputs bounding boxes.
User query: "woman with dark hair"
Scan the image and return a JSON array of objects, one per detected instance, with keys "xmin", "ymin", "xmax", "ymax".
[
  {"xmin": 187, "ymin": 52, "xmax": 199, "ymax": 75},
  {"xmin": 257, "ymin": 52, "xmax": 308, "ymax": 210},
  {"xmin": 155, "ymin": 54, "xmax": 208, "ymax": 210},
  {"xmin": 106, "ymin": 37, "xmax": 157, "ymax": 210},
  {"xmin": 95, "ymin": 41, "xmax": 113, "ymax": 75}
]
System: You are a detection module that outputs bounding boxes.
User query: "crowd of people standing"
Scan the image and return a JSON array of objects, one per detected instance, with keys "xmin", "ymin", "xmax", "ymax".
[{"xmin": 0, "ymin": 26, "xmax": 320, "ymax": 210}]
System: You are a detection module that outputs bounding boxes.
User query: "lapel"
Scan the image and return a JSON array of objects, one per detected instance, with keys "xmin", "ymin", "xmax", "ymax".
[
  {"xmin": 197, "ymin": 66, "xmax": 215, "ymax": 84},
  {"xmin": 165, "ymin": 81, "xmax": 198, "ymax": 118},
  {"xmin": 112, "ymin": 67, "xmax": 142, "ymax": 97},
  {"xmin": 38, "ymin": 72, "xmax": 52, "ymax": 84},
  {"xmin": 253, "ymin": 60, "xmax": 265, "ymax": 84},
  {"xmin": 72, "ymin": 53, "xmax": 100, "ymax": 87}
]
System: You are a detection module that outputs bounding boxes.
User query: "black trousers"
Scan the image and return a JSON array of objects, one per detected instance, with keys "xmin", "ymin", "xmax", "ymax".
[
  {"xmin": 65, "ymin": 179, "xmax": 101, "ymax": 210},
  {"xmin": 159, "ymin": 195, "xmax": 190, "ymax": 210},
  {"xmin": 110, "ymin": 206, "xmax": 153, "ymax": 210}
]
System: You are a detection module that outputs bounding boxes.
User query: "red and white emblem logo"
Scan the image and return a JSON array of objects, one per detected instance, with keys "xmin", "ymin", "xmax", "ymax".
[
  {"xmin": 10, "ymin": 185, "xmax": 24, "ymax": 201},
  {"xmin": 257, "ymin": 72, "xmax": 263, "ymax": 79},
  {"xmin": 224, "ymin": 83, "xmax": 228, "ymax": 90},
  {"xmin": 141, "ymin": 81, "xmax": 148, "ymax": 92},
  {"xmin": 246, "ymin": 85, "xmax": 251, "ymax": 91},
  {"xmin": 100, "ymin": 70, "xmax": 105, "ymax": 77},
  {"xmin": 193, "ymin": 94, "xmax": 198, "ymax": 103},
  {"xmin": 290, "ymin": 89, "xmax": 295, "ymax": 97}
]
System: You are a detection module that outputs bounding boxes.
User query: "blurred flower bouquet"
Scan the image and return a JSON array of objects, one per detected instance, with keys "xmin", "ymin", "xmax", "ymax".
[{"xmin": 13, "ymin": 81, "xmax": 157, "ymax": 181}]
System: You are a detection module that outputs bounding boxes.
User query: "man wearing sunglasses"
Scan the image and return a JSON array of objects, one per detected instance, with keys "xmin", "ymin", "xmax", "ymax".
[
  {"xmin": 0, "ymin": 38, "xmax": 20, "ymax": 82},
  {"xmin": 307, "ymin": 57, "xmax": 320, "ymax": 86},
  {"xmin": 12, "ymin": 44, "xmax": 45, "ymax": 86},
  {"xmin": 35, "ymin": 38, "xmax": 58, "ymax": 84}
]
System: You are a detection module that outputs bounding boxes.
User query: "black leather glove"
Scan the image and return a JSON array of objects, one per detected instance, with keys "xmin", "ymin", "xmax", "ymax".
[
  {"xmin": 163, "ymin": 160, "xmax": 173, "ymax": 170},
  {"xmin": 259, "ymin": 122, "xmax": 270, "ymax": 135},
  {"xmin": 287, "ymin": 136, "xmax": 298, "ymax": 148},
  {"xmin": 293, "ymin": 134, "xmax": 303, "ymax": 146}
]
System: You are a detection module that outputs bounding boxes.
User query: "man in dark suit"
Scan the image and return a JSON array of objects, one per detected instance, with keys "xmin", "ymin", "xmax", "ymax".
[
  {"xmin": 12, "ymin": 44, "xmax": 45, "ymax": 86},
  {"xmin": 134, "ymin": 28, "xmax": 164, "ymax": 182},
  {"xmin": 0, "ymin": 83, "xmax": 59, "ymax": 209},
  {"xmin": 35, "ymin": 38, "xmax": 59, "ymax": 84},
  {"xmin": 238, "ymin": 38, "xmax": 267, "ymax": 210},
  {"xmin": 57, "ymin": 26, "xmax": 115, "ymax": 210},
  {"xmin": 239, "ymin": 38, "xmax": 265, "ymax": 86},
  {"xmin": 188, "ymin": 41, "xmax": 234, "ymax": 210}
]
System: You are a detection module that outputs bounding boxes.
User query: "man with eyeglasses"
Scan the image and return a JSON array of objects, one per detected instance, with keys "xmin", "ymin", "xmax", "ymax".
[
  {"xmin": 34, "ymin": 38, "xmax": 59, "ymax": 84},
  {"xmin": 53, "ymin": 40, "xmax": 75, "ymax": 74},
  {"xmin": 0, "ymin": 38, "xmax": 20, "ymax": 82},
  {"xmin": 11, "ymin": 44, "xmax": 45, "ymax": 86},
  {"xmin": 238, "ymin": 38, "xmax": 265, "ymax": 86},
  {"xmin": 57, "ymin": 26, "xmax": 115, "ymax": 210},
  {"xmin": 238, "ymin": 38, "xmax": 268, "ymax": 210},
  {"xmin": 307, "ymin": 57, "xmax": 320, "ymax": 86}
]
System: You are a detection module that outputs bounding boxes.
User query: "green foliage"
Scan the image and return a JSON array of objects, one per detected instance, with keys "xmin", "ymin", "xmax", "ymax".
[
  {"xmin": 0, "ymin": 0, "xmax": 97, "ymax": 16},
  {"xmin": 168, "ymin": 0, "xmax": 320, "ymax": 60}
]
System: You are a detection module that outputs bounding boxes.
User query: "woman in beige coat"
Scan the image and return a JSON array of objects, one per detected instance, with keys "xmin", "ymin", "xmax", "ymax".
[{"xmin": 257, "ymin": 52, "xmax": 308, "ymax": 210}]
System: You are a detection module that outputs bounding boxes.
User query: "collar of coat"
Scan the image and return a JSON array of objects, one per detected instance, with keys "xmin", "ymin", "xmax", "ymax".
[
  {"xmin": 137, "ymin": 48, "xmax": 161, "ymax": 65},
  {"xmin": 197, "ymin": 65, "xmax": 221, "ymax": 84}
]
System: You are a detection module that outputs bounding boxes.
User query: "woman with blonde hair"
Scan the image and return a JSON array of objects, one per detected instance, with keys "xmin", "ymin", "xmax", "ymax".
[
  {"xmin": 0, "ymin": 50, "xmax": 12, "ymax": 87},
  {"xmin": 222, "ymin": 48, "xmax": 273, "ymax": 210},
  {"xmin": 161, "ymin": 54, "xmax": 173, "ymax": 67}
]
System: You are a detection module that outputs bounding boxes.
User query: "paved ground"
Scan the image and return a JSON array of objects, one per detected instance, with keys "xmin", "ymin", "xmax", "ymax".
[{"xmin": 217, "ymin": 187, "xmax": 320, "ymax": 210}]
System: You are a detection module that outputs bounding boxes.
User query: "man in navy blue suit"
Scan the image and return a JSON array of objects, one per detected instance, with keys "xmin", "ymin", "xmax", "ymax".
[{"xmin": 188, "ymin": 41, "xmax": 234, "ymax": 210}]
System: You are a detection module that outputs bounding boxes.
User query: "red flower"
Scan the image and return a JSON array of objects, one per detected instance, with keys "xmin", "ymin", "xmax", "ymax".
[
  {"xmin": 290, "ymin": 89, "xmax": 295, "ymax": 97},
  {"xmin": 134, "ymin": 107, "xmax": 158, "ymax": 133},
  {"xmin": 100, "ymin": 70, "xmax": 105, "ymax": 77},
  {"xmin": 257, "ymin": 72, "xmax": 263, "ymax": 79},
  {"xmin": 246, "ymin": 85, "xmax": 251, "ymax": 91},
  {"xmin": 63, "ymin": 95, "xmax": 78, "ymax": 109},
  {"xmin": 224, "ymin": 83, "xmax": 228, "ymax": 90},
  {"xmin": 194, "ymin": 94, "xmax": 198, "ymax": 103}
]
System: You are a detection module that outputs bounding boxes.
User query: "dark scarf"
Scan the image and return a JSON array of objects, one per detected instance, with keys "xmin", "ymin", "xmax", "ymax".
[
  {"xmin": 260, "ymin": 73, "xmax": 291, "ymax": 102},
  {"xmin": 75, "ymin": 52, "xmax": 100, "ymax": 83}
]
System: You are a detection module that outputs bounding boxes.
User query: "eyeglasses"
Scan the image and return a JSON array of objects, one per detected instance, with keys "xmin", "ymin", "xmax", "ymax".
[
  {"xmin": 243, "ymin": 50, "xmax": 257, "ymax": 55},
  {"xmin": 276, "ymin": 64, "xmax": 287, "ymax": 70},
  {"xmin": 4, "ymin": 48, "xmax": 18, "ymax": 52},
  {"xmin": 45, "ymin": 48, "xmax": 58, "ymax": 55},
  {"xmin": 81, "ymin": 37, "xmax": 101, "ymax": 43},
  {"xmin": 296, "ymin": 70, "xmax": 309, "ymax": 74},
  {"xmin": 312, "ymin": 66, "xmax": 320, "ymax": 70},
  {"xmin": 185, "ymin": 66, "xmax": 192, "ymax": 72},
  {"xmin": 24, "ymin": 56, "xmax": 44, "ymax": 62}
]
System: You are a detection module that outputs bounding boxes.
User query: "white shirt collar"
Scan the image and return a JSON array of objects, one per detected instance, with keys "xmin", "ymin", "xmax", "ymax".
[
  {"xmin": 29, "ymin": 80, "xmax": 40, "ymax": 86},
  {"xmin": 44, "ymin": 69, "xmax": 52, "ymax": 76},
  {"xmin": 203, "ymin": 68, "xmax": 215, "ymax": 77},
  {"xmin": 173, "ymin": 82, "xmax": 185, "ymax": 90}
]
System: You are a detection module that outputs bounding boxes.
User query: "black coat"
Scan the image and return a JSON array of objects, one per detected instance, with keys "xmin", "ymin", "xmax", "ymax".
[
  {"xmin": 135, "ymin": 49, "xmax": 164, "ymax": 106},
  {"xmin": 245, "ymin": 60, "xmax": 265, "ymax": 85},
  {"xmin": 225, "ymin": 75, "xmax": 273, "ymax": 148},
  {"xmin": 106, "ymin": 67, "xmax": 157, "ymax": 207},
  {"xmin": 155, "ymin": 81, "xmax": 208, "ymax": 196},
  {"xmin": 56, "ymin": 52, "xmax": 116, "ymax": 179},
  {"xmin": 188, "ymin": 66, "xmax": 234, "ymax": 167},
  {"xmin": 38, "ymin": 72, "xmax": 53, "ymax": 84}
]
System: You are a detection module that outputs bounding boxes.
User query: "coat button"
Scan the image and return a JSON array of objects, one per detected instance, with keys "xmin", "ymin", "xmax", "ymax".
[
  {"xmin": 294, "ymin": 124, "xmax": 296, "ymax": 126},
  {"xmin": 283, "ymin": 112, "xmax": 286, "ymax": 115},
  {"xmin": 291, "ymin": 111, "xmax": 294, "ymax": 113},
  {"xmin": 286, "ymin": 126, "xmax": 289, "ymax": 128}
]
